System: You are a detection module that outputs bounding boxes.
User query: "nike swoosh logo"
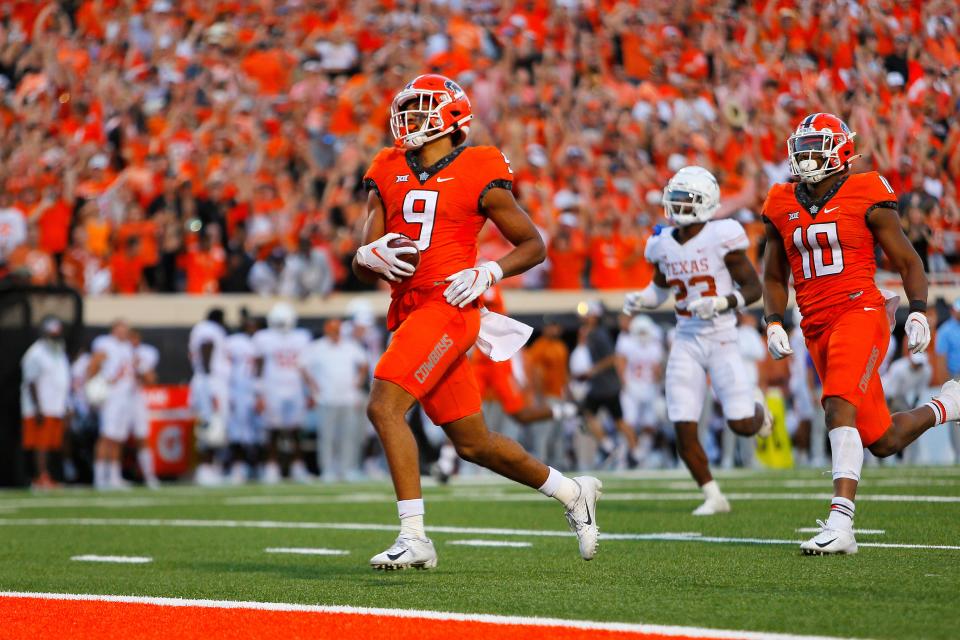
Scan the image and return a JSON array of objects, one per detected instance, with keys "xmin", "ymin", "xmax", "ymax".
[
  {"xmin": 863, "ymin": 307, "xmax": 877, "ymax": 311},
  {"xmin": 584, "ymin": 502, "xmax": 592, "ymax": 526},
  {"xmin": 371, "ymin": 247, "xmax": 390, "ymax": 266},
  {"xmin": 386, "ymin": 549, "xmax": 408, "ymax": 561},
  {"xmin": 815, "ymin": 538, "xmax": 837, "ymax": 548},
  {"xmin": 823, "ymin": 207, "xmax": 838, "ymax": 214},
  {"xmin": 437, "ymin": 177, "xmax": 455, "ymax": 182}
]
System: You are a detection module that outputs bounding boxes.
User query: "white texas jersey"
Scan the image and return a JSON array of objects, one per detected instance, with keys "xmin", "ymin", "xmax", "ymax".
[
  {"xmin": 92, "ymin": 334, "xmax": 136, "ymax": 391},
  {"xmin": 644, "ymin": 218, "xmax": 749, "ymax": 337},
  {"xmin": 188, "ymin": 320, "xmax": 229, "ymax": 379},
  {"xmin": 225, "ymin": 332, "xmax": 258, "ymax": 392},
  {"xmin": 615, "ymin": 334, "xmax": 664, "ymax": 391},
  {"xmin": 253, "ymin": 327, "xmax": 311, "ymax": 394},
  {"xmin": 135, "ymin": 343, "xmax": 159, "ymax": 378}
]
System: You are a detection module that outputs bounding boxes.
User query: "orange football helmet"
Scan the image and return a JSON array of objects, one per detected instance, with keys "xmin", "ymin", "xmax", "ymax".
[
  {"xmin": 787, "ymin": 113, "xmax": 858, "ymax": 183},
  {"xmin": 390, "ymin": 74, "xmax": 474, "ymax": 149}
]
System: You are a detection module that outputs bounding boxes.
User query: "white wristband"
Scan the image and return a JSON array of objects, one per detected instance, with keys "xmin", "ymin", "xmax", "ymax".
[
  {"xmin": 484, "ymin": 261, "xmax": 503, "ymax": 284},
  {"xmin": 732, "ymin": 290, "xmax": 746, "ymax": 309}
]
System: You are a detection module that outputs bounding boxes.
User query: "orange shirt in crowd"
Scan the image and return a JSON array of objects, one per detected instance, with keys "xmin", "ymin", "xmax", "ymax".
[
  {"xmin": 117, "ymin": 220, "xmax": 159, "ymax": 266},
  {"xmin": 8, "ymin": 246, "xmax": 55, "ymax": 285},
  {"xmin": 620, "ymin": 231, "xmax": 654, "ymax": 289},
  {"xmin": 588, "ymin": 235, "xmax": 626, "ymax": 289},
  {"xmin": 36, "ymin": 200, "xmax": 71, "ymax": 254},
  {"xmin": 547, "ymin": 236, "xmax": 587, "ymax": 290},
  {"xmin": 526, "ymin": 336, "xmax": 569, "ymax": 398},
  {"xmin": 183, "ymin": 246, "xmax": 225, "ymax": 294},
  {"xmin": 84, "ymin": 218, "xmax": 111, "ymax": 257},
  {"xmin": 109, "ymin": 250, "xmax": 144, "ymax": 294}
]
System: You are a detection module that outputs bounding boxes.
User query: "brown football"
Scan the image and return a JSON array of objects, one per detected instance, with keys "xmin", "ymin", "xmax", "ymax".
[{"xmin": 388, "ymin": 234, "xmax": 420, "ymax": 270}]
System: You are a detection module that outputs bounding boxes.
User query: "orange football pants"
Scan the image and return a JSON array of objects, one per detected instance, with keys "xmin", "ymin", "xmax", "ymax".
[
  {"xmin": 806, "ymin": 308, "xmax": 892, "ymax": 446},
  {"xmin": 375, "ymin": 291, "xmax": 482, "ymax": 425}
]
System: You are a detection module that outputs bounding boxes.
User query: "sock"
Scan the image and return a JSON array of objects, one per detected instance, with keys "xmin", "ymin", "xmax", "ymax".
[
  {"xmin": 925, "ymin": 398, "xmax": 948, "ymax": 425},
  {"xmin": 829, "ymin": 426, "xmax": 863, "ymax": 482},
  {"xmin": 826, "ymin": 496, "xmax": 855, "ymax": 532},
  {"xmin": 600, "ymin": 437, "xmax": 616, "ymax": 455},
  {"xmin": 438, "ymin": 443, "xmax": 457, "ymax": 475},
  {"xmin": 94, "ymin": 461, "xmax": 108, "ymax": 488},
  {"xmin": 138, "ymin": 448, "xmax": 156, "ymax": 483},
  {"xmin": 537, "ymin": 466, "xmax": 580, "ymax": 508},
  {"xmin": 110, "ymin": 461, "xmax": 123, "ymax": 485},
  {"xmin": 398, "ymin": 498, "xmax": 426, "ymax": 539},
  {"xmin": 701, "ymin": 479, "xmax": 723, "ymax": 501}
]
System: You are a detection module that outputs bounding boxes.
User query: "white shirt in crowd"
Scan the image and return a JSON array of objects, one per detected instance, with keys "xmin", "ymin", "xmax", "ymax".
[
  {"xmin": 0, "ymin": 207, "xmax": 26, "ymax": 261},
  {"xmin": 20, "ymin": 339, "xmax": 71, "ymax": 418},
  {"xmin": 188, "ymin": 320, "xmax": 230, "ymax": 379},
  {"xmin": 299, "ymin": 335, "xmax": 368, "ymax": 406},
  {"xmin": 253, "ymin": 327, "xmax": 312, "ymax": 394}
]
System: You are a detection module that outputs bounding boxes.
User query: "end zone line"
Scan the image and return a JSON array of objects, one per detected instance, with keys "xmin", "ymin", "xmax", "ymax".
[
  {"xmin": 0, "ymin": 591, "xmax": 864, "ymax": 640},
  {"xmin": 0, "ymin": 518, "xmax": 956, "ymax": 551}
]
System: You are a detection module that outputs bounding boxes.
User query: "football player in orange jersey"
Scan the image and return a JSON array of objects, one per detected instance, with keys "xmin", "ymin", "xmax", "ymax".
[
  {"xmin": 352, "ymin": 74, "xmax": 601, "ymax": 570},
  {"xmin": 761, "ymin": 113, "xmax": 960, "ymax": 555}
]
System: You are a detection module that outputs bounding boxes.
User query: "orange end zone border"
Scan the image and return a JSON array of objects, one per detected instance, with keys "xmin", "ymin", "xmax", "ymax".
[{"xmin": 0, "ymin": 592, "xmax": 850, "ymax": 640}]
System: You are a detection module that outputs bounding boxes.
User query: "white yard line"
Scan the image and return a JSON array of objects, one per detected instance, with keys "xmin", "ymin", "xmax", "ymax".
[
  {"xmin": 70, "ymin": 555, "xmax": 152, "ymax": 564},
  {"xmin": 264, "ymin": 547, "xmax": 350, "ymax": 556},
  {"xmin": 2, "ymin": 518, "xmax": 957, "ymax": 551},
  {"xmin": 447, "ymin": 540, "xmax": 532, "ymax": 548},
  {"xmin": 796, "ymin": 528, "xmax": 885, "ymax": 535},
  {"xmin": 0, "ymin": 591, "xmax": 864, "ymax": 640}
]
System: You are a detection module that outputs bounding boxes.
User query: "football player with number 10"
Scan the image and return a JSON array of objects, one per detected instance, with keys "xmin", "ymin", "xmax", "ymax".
[{"xmin": 761, "ymin": 112, "xmax": 960, "ymax": 555}]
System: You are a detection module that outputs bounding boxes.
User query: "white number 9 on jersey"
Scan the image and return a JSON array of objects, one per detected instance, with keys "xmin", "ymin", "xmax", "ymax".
[{"xmin": 402, "ymin": 189, "xmax": 438, "ymax": 251}]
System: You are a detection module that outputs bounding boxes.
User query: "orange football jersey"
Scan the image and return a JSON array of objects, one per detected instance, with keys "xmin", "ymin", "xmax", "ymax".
[
  {"xmin": 363, "ymin": 145, "xmax": 513, "ymax": 304},
  {"xmin": 762, "ymin": 171, "xmax": 899, "ymax": 337}
]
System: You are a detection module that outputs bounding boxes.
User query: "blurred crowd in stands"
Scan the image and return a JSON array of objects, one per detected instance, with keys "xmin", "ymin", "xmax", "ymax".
[{"xmin": 1, "ymin": 0, "xmax": 960, "ymax": 296}]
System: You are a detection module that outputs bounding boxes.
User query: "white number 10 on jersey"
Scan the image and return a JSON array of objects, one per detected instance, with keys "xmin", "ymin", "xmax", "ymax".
[{"xmin": 792, "ymin": 222, "xmax": 844, "ymax": 279}]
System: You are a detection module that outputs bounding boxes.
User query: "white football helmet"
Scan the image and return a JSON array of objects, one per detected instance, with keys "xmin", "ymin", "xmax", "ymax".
[
  {"xmin": 629, "ymin": 314, "xmax": 657, "ymax": 338},
  {"xmin": 662, "ymin": 166, "xmax": 721, "ymax": 226},
  {"xmin": 267, "ymin": 302, "xmax": 297, "ymax": 332}
]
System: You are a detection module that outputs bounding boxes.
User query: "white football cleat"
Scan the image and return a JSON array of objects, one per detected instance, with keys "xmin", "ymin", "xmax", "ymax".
[
  {"xmin": 932, "ymin": 379, "xmax": 960, "ymax": 422},
  {"xmin": 564, "ymin": 476, "xmax": 602, "ymax": 560},
  {"xmin": 692, "ymin": 495, "xmax": 731, "ymax": 516},
  {"xmin": 290, "ymin": 460, "xmax": 312, "ymax": 484},
  {"xmin": 260, "ymin": 461, "xmax": 281, "ymax": 485},
  {"xmin": 800, "ymin": 520, "xmax": 858, "ymax": 555},
  {"xmin": 756, "ymin": 389, "xmax": 773, "ymax": 438},
  {"xmin": 370, "ymin": 536, "xmax": 437, "ymax": 571}
]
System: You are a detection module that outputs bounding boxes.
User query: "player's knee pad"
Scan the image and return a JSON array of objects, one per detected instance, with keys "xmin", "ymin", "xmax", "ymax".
[{"xmin": 829, "ymin": 426, "xmax": 863, "ymax": 482}]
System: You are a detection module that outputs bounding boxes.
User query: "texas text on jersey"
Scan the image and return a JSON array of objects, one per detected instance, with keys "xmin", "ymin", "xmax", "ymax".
[
  {"xmin": 363, "ymin": 145, "xmax": 513, "ymax": 331},
  {"xmin": 761, "ymin": 171, "xmax": 898, "ymax": 338}
]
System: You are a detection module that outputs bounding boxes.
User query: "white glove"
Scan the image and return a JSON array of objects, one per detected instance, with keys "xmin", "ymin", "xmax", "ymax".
[
  {"xmin": 766, "ymin": 322, "xmax": 794, "ymax": 360},
  {"xmin": 905, "ymin": 311, "xmax": 931, "ymax": 354},
  {"xmin": 355, "ymin": 233, "xmax": 417, "ymax": 282},
  {"xmin": 687, "ymin": 296, "xmax": 730, "ymax": 320},
  {"xmin": 444, "ymin": 261, "xmax": 503, "ymax": 308},
  {"xmin": 623, "ymin": 284, "xmax": 670, "ymax": 315}
]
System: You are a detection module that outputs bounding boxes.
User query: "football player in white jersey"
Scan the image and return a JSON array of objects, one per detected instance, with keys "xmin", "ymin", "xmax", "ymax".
[
  {"xmin": 616, "ymin": 315, "xmax": 666, "ymax": 465},
  {"xmin": 253, "ymin": 302, "xmax": 312, "ymax": 483},
  {"xmin": 188, "ymin": 308, "xmax": 231, "ymax": 486},
  {"xmin": 89, "ymin": 320, "xmax": 136, "ymax": 489},
  {"xmin": 624, "ymin": 166, "xmax": 771, "ymax": 515},
  {"xmin": 130, "ymin": 330, "xmax": 160, "ymax": 488},
  {"xmin": 225, "ymin": 314, "xmax": 262, "ymax": 483}
]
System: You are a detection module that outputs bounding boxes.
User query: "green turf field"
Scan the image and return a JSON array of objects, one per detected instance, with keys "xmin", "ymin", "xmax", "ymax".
[{"xmin": 1, "ymin": 466, "xmax": 958, "ymax": 639}]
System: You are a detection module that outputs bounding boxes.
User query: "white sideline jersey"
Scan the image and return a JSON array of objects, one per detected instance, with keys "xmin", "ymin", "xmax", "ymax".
[
  {"xmin": 135, "ymin": 343, "xmax": 159, "ymax": 379},
  {"xmin": 615, "ymin": 334, "xmax": 664, "ymax": 391},
  {"xmin": 644, "ymin": 218, "xmax": 749, "ymax": 338},
  {"xmin": 225, "ymin": 333, "xmax": 258, "ymax": 390},
  {"xmin": 253, "ymin": 327, "xmax": 311, "ymax": 395},
  {"xmin": 188, "ymin": 320, "xmax": 229, "ymax": 378},
  {"xmin": 92, "ymin": 335, "xmax": 136, "ymax": 392},
  {"xmin": 20, "ymin": 340, "xmax": 71, "ymax": 417}
]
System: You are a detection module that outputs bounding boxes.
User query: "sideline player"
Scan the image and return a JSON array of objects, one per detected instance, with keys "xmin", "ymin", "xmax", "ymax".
[
  {"xmin": 224, "ymin": 313, "xmax": 261, "ymax": 483},
  {"xmin": 761, "ymin": 112, "xmax": 959, "ymax": 555},
  {"xmin": 188, "ymin": 309, "xmax": 230, "ymax": 486},
  {"xmin": 616, "ymin": 314, "xmax": 666, "ymax": 466},
  {"xmin": 20, "ymin": 316, "xmax": 71, "ymax": 489},
  {"xmin": 353, "ymin": 74, "xmax": 600, "ymax": 569},
  {"xmin": 90, "ymin": 321, "xmax": 136, "ymax": 490},
  {"xmin": 130, "ymin": 330, "xmax": 160, "ymax": 488},
  {"xmin": 253, "ymin": 302, "xmax": 312, "ymax": 483},
  {"xmin": 623, "ymin": 166, "xmax": 772, "ymax": 515}
]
